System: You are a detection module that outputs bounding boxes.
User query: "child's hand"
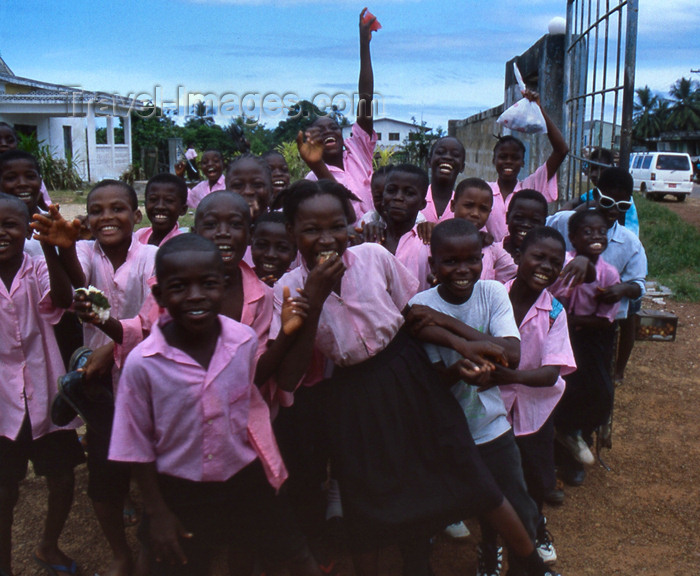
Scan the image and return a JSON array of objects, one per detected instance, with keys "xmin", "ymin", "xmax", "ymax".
[
  {"xmin": 454, "ymin": 339, "xmax": 508, "ymax": 371},
  {"xmin": 281, "ymin": 286, "xmax": 309, "ymax": 335},
  {"xmin": 360, "ymin": 220, "xmax": 385, "ymax": 244},
  {"xmin": 559, "ymin": 255, "xmax": 589, "ymax": 287},
  {"xmin": 595, "ymin": 283, "xmax": 627, "ymax": 304},
  {"xmin": 31, "ymin": 205, "xmax": 81, "ymax": 249},
  {"xmin": 405, "ymin": 304, "xmax": 442, "ymax": 334},
  {"xmin": 76, "ymin": 214, "xmax": 93, "ymax": 241},
  {"xmin": 296, "ymin": 129, "xmax": 325, "ymax": 168},
  {"xmin": 304, "ymin": 253, "xmax": 345, "ymax": 305},
  {"xmin": 485, "ymin": 364, "xmax": 517, "ymax": 388},
  {"xmin": 174, "ymin": 161, "xmax": 186, "ymax": 178},
  {"xmin": 79, "ymin": 342, "xmax": 115, "ymax": 383},
  {"xmin": 360, "ymin": 7, "xmax": 380, "ymax": 43},
  {"xmin": 449, "ymin": 357, "xmax": 494, "ymax": 385},
  {"xmin": 480, "ymin": 230, "xmax": 495, "ymax": 247},
  {"xmin": 150, "ymin": 507, "xmax": 193, "ymax": 566},
  {"xmin": 73, "ymin": 290, "xmax": 105, "ymax": 325},
  {"xmin": 416, "ymin": 221, "xmax": 435, "ymax": 245},
  {"xmin": 521, "ymin": 88, "xmax": 541, "ymax": 106}
]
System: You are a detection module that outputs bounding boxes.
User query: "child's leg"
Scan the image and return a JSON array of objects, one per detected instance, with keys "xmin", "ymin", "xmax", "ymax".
[
  {"xmin": 398, "ymin": 536, "xmax": 433, "ymax": 576},
  {"xmin": 0, "ymin": 481, "xmax": 20, "ymax": 575},
  {"xmin": 351, "ymin": 549, "xmax": 379, "ymax": 576},
  {"xmin": 36, "ymin": 471, "xmax": 75, "ymax": 571},
  {"xmin": 614, "ymin": 310, "xmax": 637, "ymax": 383}
]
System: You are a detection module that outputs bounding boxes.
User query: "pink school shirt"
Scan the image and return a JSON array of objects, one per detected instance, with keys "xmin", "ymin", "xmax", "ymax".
[
  {"xmin": 187, "ymin": 174, "xmax": 226, "ymax": 210},
  {"xmin": 39, "ymin": 180, "xmax": 52, "ymax": 207},
  {"xmin": 271, "ymin": 243, "xmax": 418, "ymax": 376},
  {"xmin": 0, "ymin": 254, "xmax": 75, "ymax": 440},
  {"xmin": 306, "ymin": 123, "xmax": 377, "ymax": 219},
  {"xmin": 393, "ymin": 226, "xmax": 432, "ymax": 292},
  {"xmin": 420, "ymin": 185, "xmax": 455, "ymax": 224},
  {"xmin": 133, "ymin": 225, "xmax": 185, "ymax": 246},
  {"xmin": 481, "ymin": 241, "xmax": 517, "ymax": 283},
  {"xmin": 76, "ymin": 237, "xmax": 157, "ymax": 354},
  {"xmin": 110, "ymin": 315, "xmax": 287, "ymax": 488},
  {"xmin": 499, "ymin": 282, "xmax": 576, "ymax": 436},
  {"xmin": 117, "ymin": 261, "xmax": 272, "ymax": 367},
  {"xmin": 550, "ymin": 252, "xmax": 621, "ymax": 323},
  {"xmin": 486, "ymin": 163, "xmax": 558, "ymax": 241}
]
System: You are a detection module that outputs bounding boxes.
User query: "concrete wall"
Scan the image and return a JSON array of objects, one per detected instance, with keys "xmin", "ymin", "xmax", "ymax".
[
  {"xmin": 448, "ymin": 104, "xmax": 503, "ymax": 183},
  {"xmin": 448, "ymin": 33, "xmax": 567, "ymax": 193}
]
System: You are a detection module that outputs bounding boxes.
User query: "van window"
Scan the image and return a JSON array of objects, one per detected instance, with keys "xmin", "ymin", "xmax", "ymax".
[
  {"xmin": 641, "ymin": 156, "xmax": 652, "ymax": 169},
  {"xmin": 656, "ymin": 155, "xmax": 690, "ymax": 171},
  {"xmin": 634, "ymin": 155, "xmax": 644, "ymax": 169}
]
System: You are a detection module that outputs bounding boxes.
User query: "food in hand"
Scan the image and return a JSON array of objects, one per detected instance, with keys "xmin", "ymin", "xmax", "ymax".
[
  {"xmin": 316, "ymin": 251, "xmax": 338, "ymax": 265},
  {"xmin": 75, "ymin": 286, "xmax": 111, "ymax": 323}
]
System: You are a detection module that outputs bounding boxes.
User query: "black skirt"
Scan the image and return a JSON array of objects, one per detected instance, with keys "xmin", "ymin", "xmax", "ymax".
[{"xmin": 322, "ymin": 330, "xmax": 503, "ymax": 551}]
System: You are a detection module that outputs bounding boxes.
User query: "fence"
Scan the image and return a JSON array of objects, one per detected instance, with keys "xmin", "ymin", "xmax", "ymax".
[{"xmin": 562, "ymin": 0, "xmax": 638, "ymax": 200}]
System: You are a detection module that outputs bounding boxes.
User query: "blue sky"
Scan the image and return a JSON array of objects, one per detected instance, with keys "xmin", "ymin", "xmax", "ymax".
[{"xmin": 1, "ymin": 0, "xmax": 698, "ymax": 131}]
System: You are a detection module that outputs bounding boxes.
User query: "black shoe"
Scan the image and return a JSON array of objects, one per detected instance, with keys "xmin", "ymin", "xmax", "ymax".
[
  {"xmin": 543, "ymin": 488, "xmax": 565, "ymax": 506},
  {"xmin": 560, "ymin": 465, "xmax": 586, "ymax": 487}
]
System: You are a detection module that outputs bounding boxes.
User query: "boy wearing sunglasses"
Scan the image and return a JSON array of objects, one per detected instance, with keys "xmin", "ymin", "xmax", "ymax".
[{"xmin": 546, "ymin": 167, "xmax": 646, "ymax": 482}]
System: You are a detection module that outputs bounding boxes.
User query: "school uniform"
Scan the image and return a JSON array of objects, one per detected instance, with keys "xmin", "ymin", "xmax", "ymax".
[
  {"xmin": 305, "ymin": 123, "xmax": 377, "ymax": 219},
  {"xmin": 420, "ymin": 184, "xmax": 455, "ymax": 223},
  {"xmin": 499, "ymin": 283, "xmax": 576, "ymax": 509},
  {"xmin": 481, "ymin": 241, "xmax": 517, "ymax": 283},
  {"xmin": 392, "ymin": 225, "xmax": 432, "ymax": 292},
  {"xmin": 133, "ymin": 224, "xmax": 187, "ymax": 245},
  {"xmin": 110, "ymin": 315, "xmax": 303, "ymax": 575},
  {"xmin": 76, "ymin": 236, "xmax": 157, "ymax": 501},
  {"xmin": 271, "ymin": 243, "xmax": 504, "ymax": 552},
  {"xmin": 487, "ymin": 163, "xmax": 558, "ymax": 241},
  {"xmin": 550, "ymin": 254, "xmax": 621, "ymax": 438},
  {"xmin": 546, "ymin": 211, "xmax": 647, "ymax": 320},
  {"xmin": 187, "ymin": 174, "xmax": 226, "ymax": 210},
  {"xmin": 0, "ymin": 254, "xmax": 84, "ymax": 485}
]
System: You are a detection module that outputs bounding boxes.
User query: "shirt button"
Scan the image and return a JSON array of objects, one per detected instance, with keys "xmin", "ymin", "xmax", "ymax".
[
  {"xmin": 208, "ymin": 454, "xmax": 213, "ymax": 460},
  {"xmin": 207, "ymin": 420, "xmax": 213, "ymax": 425}
]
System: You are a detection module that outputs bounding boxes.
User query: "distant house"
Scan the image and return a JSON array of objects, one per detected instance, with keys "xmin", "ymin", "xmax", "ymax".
[
  {"xmin": 341, "ymin": 117, "xmax": 429, "ymax": 150},
  {"xmin": 649, "ymin": 131, "xmax": 700, "ymax": 159},
  {"xmin": 0, "ymin": 54, "xmax": 142, "ymax": 182}
]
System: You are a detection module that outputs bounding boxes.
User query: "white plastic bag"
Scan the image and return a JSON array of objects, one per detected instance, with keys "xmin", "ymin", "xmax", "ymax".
[{"xmin": 497, "ymin": 64, "xmax": 548, "ymax": 134}]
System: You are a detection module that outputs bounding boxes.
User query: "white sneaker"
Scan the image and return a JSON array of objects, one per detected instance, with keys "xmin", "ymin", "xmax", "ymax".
[
  {"xmin": 556, "ymin": 432, "xmax": 595, "ymax": 465},
  {"xmin": 536, "ymin": 517, "xmax": 558, "ymax": 565},
  {"xmin": 443, "ymin": 521, "xmax": 470, "ymax": 540}
]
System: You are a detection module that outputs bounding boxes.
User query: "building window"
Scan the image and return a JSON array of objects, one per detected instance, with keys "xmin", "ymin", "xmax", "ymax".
[
  {"xmin": 388, "ymin": 132, "xmax": 400, "ymax": 141},
  {"xmin": 376, "ymin": 132, "xmax": 382, "ymax": 141}
]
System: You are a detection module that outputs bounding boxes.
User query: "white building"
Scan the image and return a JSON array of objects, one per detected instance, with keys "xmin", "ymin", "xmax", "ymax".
[
  {"xmin": 341, "ymin": 117, "xmax": 429, "ymax": 150},
  {"xmin": 0, "ymin": 55, "xmax": 142, "ymax": 182}
]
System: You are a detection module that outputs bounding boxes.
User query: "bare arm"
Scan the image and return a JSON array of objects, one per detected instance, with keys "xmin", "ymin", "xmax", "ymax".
[
  {"xmin": 274, "ymin": 257, "xmax": 346, "ymax": 391},
  {"xmin": 523, "ymin": 90, "xmax": 569, "ymax": 180},
  {"xmin": 42, "ymin": 243, "xmax": 73, "ymax": 309},
  {"xmin": 356, "ymin": 8, "xmax": 375, "ymax": 136},
  {"xmin": 132, "ymin": 463, "xmax": 191, "ymax": 566},
  {"xmin": 407, "ymin": 305, "xmax": 520, "ymax": 368},
  {"xmin": 489, "ymin": 364, "xmax": 561, "ymax": 388}
]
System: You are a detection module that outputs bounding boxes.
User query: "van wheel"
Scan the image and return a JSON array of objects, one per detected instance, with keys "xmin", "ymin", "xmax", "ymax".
[{"xmin": 676, "ymin": 195, "xmax": 686, "ymax": 202}]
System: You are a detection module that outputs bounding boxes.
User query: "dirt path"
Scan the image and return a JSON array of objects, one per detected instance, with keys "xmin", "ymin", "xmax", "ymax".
[
  {"xmin": 10, "ymin": 205, "xmax": 700, "ymax": 576},
  {"xmin": 662, "ymin": 196, "xmax": 700, "ymax": 231}
]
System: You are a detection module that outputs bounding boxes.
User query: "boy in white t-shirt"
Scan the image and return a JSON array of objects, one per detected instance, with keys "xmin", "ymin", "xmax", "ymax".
[{"xmin": 408, "ymin": 219, "xmax": 558, "ymax": 576}]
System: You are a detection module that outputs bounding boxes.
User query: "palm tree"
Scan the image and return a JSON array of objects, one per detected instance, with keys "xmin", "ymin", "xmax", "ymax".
[
  {"xmin": 632, "ymin": 86, "xmax": 661, "ymax": 143},
  {"xmin": 665, "ymin": 77, "xmax": 700, "ymax": 131}
]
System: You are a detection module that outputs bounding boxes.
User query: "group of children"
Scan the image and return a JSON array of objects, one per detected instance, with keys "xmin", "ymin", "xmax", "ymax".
[{"xmin": 0, "ymin": 8, "xmax": 648, "ymax": 576}]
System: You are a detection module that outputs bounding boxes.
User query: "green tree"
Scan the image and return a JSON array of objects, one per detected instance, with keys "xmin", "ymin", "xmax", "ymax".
[
  {"xmin": 401, "ymin": 117, "xmax": 444, "ymax": 170},
  {"xmin": 666, "ymin": 77, "xmax": 700, "ymax": 131},
  {"xmin": 130, "ymin": 106, "xmax": 180, "ymax": 170},
  {"xmin": 632, "ymin": 86, "xmax": 661, "ymax": 143},
  {"xmin": 272, "ymin": 100, "xmax": 325, "ymax": 146}
]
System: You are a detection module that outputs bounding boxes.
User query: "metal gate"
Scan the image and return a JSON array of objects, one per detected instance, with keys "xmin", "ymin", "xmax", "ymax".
[{"xmin": 562, "ymin": 0, "xmax": 639, "ymax": 200}]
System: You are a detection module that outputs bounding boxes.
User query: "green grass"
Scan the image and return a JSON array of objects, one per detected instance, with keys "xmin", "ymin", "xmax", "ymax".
[
  {"xmin": 637, "ymin": 193, "xmax": 700, "ymax": 301},
  {"xmin": 50, "ymin": 188, "xmax": 90, "ymax": 204}
]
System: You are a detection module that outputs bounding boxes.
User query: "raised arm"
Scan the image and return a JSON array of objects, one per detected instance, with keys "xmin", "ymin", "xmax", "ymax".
[
  {"xmin": 41, "ymin": 242, "xmax": 73, "ymax": 309},
  {"xmin": 523, "ymin": 89, "xmax": 569, "ymax": 180},
  {"xmin": 356, "ymin": 7, "xmax": 376, "ymax": 136}
]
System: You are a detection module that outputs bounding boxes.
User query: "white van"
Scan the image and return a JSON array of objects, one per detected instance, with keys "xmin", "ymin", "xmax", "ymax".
[{"xmin": 629, "ymin": 152, "xmax": 694, "ymax": 201}]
